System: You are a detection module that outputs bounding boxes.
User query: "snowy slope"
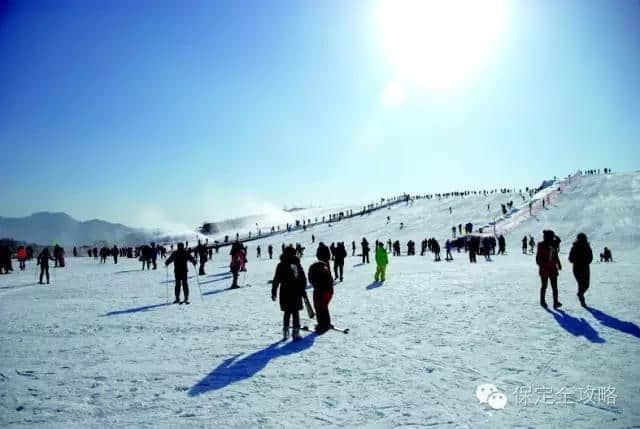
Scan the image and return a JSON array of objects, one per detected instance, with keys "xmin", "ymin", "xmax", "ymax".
[{"xmin": 1, "ymin": 173, "xmax": 638, "ymax": 428}]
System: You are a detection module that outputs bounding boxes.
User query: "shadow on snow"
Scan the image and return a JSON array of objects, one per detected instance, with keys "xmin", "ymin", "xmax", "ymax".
[
  {"xmin": 100, "ymin": 302, "xmax": 171, "ymax": 316},
  {"xmin": 545, "ymin": 308, "xmax": 605, "ymax": 343},
  {"xmin": 586, "ymin": 307, "xmax": 640, "ymax": 339},
  {"xmin": 188, "ymin": 333, "xmax": 316, "ymax": 396},
  {"xmin": 366, "ymin": 281, "xmax": 384, "ymax": 290}
]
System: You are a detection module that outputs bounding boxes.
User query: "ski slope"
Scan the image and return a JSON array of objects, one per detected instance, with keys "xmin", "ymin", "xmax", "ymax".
[{"xmin": 1, "ymin": 173, "xmax": 638, "ymax": 428}]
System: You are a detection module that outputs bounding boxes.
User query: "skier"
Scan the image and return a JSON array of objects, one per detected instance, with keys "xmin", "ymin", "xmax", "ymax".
[
  {"xmin": 352, "ymin": 241, "xmax": 356, "ymax": 257},
  {"xmin": 361, "ymin": 238, "xmax": 370, "ymax": 264},
  {"xmin": 333, "ymin": 242, "xmax": 347, "ymax": 282},
  {"xmin": 569, "ymin": 233, "xmax": 593, "ymax": 307},
  {"xmin": 112, "ymin": 245, "xmax": 118, "ymax": 264},
  {"xmin": 600, "ymin": 247, "xmax": 613, "ymax": 262},
  {"xmin": 529, "ymin": 235, "xmax": 535, "ymax": 254},
  {"xmin": 229, "ymin": 241, "xmax": 246, "ymax": 289},
  {"xmin": 37, "ymin": 248, "xmax": 55, "ymax": 284},
  {"xmin": 308, "ymin": 255, "xmax": 333, "ymax": 334},
  {"xmin": 432, "ymin": 239, "xmax": 441, "ymax": 262},
  {"xmin": 256, "ymin": 246, "xmax": 261, "ymax": 258},
  {"xmin": 73, "ymin": 246, "xmax": 77, "ymax": 257},
  {"xmin": 498, "ymin": 235, "xmax": 506, "ymax": 255},
  {"xmin": 522, "ymin": 236, "xmax": 528, "ymax": 254},
  {"xmin": 268, "ymin": 244, "xmax": 273, "ymax": 260},
  {"xmin": 196, "ymin": 241, "xmax": 208, "ymax": 275},
  {"xmin": 271, "ymin": 246, "xmax": 307, "ymax": 340},
  {"xmin": 536, "ymin": 230, "xmax": 563, "ymax": 309},
  {"xmin": 151, "ymin": 242, "xmax": 158, "ymax": 270},
  {"xmin": 99, "ymin": 246, "xmax": 109, "ymax": 264},
  {"xmin": 16, "ymin": 246, "xmax": 27, "ymax": 270},
  {"xmin": 452, "ymin": 226, "xmax": 456, "ymax": 238},
  {"xmin": 165, "ymin": 242, "xmax": 197, "ymax": 304},
  {"xmin": 445, "ymin": 240, "xmax": 453, "ymax": 261},
  {"xmin": 374, "ymin": 242, "xmax": 388, "ymax": 282}
]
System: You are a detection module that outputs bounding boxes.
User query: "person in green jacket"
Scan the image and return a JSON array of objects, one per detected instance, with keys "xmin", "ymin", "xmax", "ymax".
[{"xmin": 375, "ymin": 242, "xmax": 388, "ymax": 282}]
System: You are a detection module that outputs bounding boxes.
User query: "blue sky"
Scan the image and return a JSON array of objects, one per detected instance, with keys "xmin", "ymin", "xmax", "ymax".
[{"xmin": 1, "ymin": 0, "xmax": 638, "ymax": 228}]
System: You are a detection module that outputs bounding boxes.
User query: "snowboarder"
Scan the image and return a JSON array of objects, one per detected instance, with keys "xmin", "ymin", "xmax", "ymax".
[
  {"xmin": 308, "ymin": 256, "xmax": 333, "ymax": 334},
  {"xmin": 165, "ymin": 242, "xmax": 197, "ymax": 304},
  {"xmin": 536, "ymin": 230, "xmax": 563, "ymax": 309},
  {"xmin": 374, "ymin": 242, "xmax": 388, "ymax": 282},
  {"xmin": 569, "ymin": 233, "xmax": 593, "ymax": 307},
  {"xmin": 271, "ymin": 246, "xmax": 307, "ymax": 340}
]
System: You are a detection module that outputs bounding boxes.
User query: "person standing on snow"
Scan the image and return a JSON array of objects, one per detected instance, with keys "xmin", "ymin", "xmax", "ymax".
[
  {"xmin": 229, "ymin": 241, "xmax": 246, "ymax": 289},
  {"xmin": 112, "ymin": 245, "xmax": 118, "ymax": 264},
  {"xmin": 536, "ymin": 230, "xmax": 563, "ymax": 309},
  {"xmin": 374, "ymin": 242, "xmax": 388, "ymax": 282},
  {"xmin": 569, "ymin": 233, "xmax": 593, "ymax": 307},
  {"xmin": 165, "ymin": 242, "xmax": 197, "ymax": 304},
  {"xmin": 333, "ymin": 242, "xmax": 347, "ymax": 282},
  {"xmin": 271, "ymin": 246, "xmax": 307, "ymax": 340},
  {"xmin": 268, "ymin": 244, "xmax": 273, "ymax": 259},
  {"xmin": 522, "ymin": 236, "xmax": 528, "ymax": 254},
  {"xmin": 308, "ymin": 255, "xmax": 334, "ymax": 334},
  {"xmin": 361, "ymin": 238, "xmax": 370, "ymax": 264},
  {"xmin": 37, "ymin": 248, "xmax": 55, "ymax": 284},
  {"xmin": 196, "ymin": 240, "xmax": 208, "ymax": 275}
]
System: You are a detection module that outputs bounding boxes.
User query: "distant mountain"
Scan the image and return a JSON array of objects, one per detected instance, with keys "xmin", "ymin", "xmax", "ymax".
[{"xmin": 0, "ymin": 212, "xmax": 155, "ymax": 246}]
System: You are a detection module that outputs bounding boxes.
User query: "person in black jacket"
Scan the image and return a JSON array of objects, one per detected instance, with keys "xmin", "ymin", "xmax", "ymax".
[
  {"xmin": 165, "ymin": 243, "xmax": 197, "ymax": 304},
  {"xmin": 196, "ymin": 240, "xmax": 208, "ymax": 275},
  {"xmin": 316, "ymin": 242, "xmax": 331, "ymax": 265},
  {"xmin": 37, "ymin": 248, "xmax": 55, "ymax": 284},
  {"xmin": 569, "ymin": 233, "xmax": 593, "ymax": 307},
  {"xmin": 271, "ymin": 246, "xmax": 307, "ymax": 340},
  {"xmin": 333, "ymin": 242, "xmax": 347, "ymax": 282},
  {"xmin": 361, "ymin": 238, "xmax": 370, "ymax": 264}
]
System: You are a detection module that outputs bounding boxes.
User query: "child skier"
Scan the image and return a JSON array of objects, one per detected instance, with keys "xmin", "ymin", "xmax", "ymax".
[
  {"xmin": 271, "ymin": 246, "xmax": 307, "ymax": 340},
  {"xmin": 374, "ymin": 242, "xmax": 388, "ymax": 282}
]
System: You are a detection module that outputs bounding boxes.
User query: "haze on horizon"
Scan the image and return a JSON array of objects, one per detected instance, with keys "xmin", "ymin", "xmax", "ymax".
[{"xmin": 1, "ymin": 0, "xmax": 638, "ymax": 229}]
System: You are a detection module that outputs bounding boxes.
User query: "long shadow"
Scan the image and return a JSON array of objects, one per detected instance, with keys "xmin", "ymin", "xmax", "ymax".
[
  {"xmin": 114, "ymin": 269, "xmax": 145, "ymax": 274},
  {"xmin": 545, "ymin": 308, "xmax": 605, "ymax": 343},
  {"xmin": 199, "ymin": 276, "xmax": 232, "ymax": 286},
  {"xmin": 586, "ymin": 307, "xmax": 640, "ymax": 339},
  {"xmin": 188, "ymin": 333, "xmax": 316, "ymax": 395},
  {"xmin": 0, "ymin": 282, "xmax": 38, "ymax": 290},
  {"xmin": 366, "ymin": 281, "xmax": 384, "ymax": 290},
  {"xmin": 100, "ymin": 302, "xmax": 171, "ymax": 317},
  {"xmin": 207, "ymin": 271, "xmax": 232, "ymax": 278},
  {"xmin": 160, "ymin": 275, "xmax": 197, "ymax": 284}
]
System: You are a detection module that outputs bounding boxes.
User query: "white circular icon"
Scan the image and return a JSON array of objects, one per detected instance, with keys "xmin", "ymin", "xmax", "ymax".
[
  {"xmin": 487, "ymin": 390, "xmax": 508, "ymax": 409},
  {"xmin": 475, "ymin": 383, "xmax": 498, "ymax": 404}
]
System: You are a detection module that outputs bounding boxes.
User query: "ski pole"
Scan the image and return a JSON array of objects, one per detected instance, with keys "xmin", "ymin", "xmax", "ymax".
[
  {"xmin": 165, "ymin": 265, "xmax": 169, "ymax": 303},
  {"xmin": 195, "ymin": 269, "xmax": 203, "ymax": 301}
]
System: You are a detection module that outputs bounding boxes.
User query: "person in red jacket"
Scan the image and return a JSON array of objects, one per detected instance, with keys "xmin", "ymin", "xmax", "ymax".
[
  {"xmin": 308, "ymin": 257, "xmax": 334, "ymax": 334},
  {"xmin": 536, "ymin": 230, "xmax": 563, "ymax": 309}
]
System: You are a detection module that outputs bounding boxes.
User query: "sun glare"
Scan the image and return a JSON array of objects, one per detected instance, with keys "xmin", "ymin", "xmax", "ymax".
[{"xmin": 377, "ymin": 0, "xmax": 506, "ymax": 92}]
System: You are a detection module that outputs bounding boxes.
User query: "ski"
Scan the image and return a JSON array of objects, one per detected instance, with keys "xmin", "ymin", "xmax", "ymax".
[{"xmin": 300, "ymin": 325, "xmax": 349, "ymax": 334}]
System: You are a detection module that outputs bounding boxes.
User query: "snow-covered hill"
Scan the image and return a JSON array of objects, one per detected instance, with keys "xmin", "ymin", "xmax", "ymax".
[{"xmin": 0, "ymin": 172, "xmax": 638, "ymax": 428}]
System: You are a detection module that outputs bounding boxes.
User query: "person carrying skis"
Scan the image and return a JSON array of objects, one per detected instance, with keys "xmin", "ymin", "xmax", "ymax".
[
  {"xmin": 569, "ymin": 233, "xmax": 593, "ymax": 307},
  {"xmin": 308, "ymin": 255, "xmax": 334, "ymax": 334},
  {"xmin": 536, "ymin": 230, "xmax": 563, "ymax": 309},
  {"xmin": 165, "ymin": 242, "xmax": 197, "ymax": 304},
  {"xmin": 271, "ymin": 246, "xmax": 307, "ymax": 340},
  {"xmin": 37, "ymin": 247, "xmax": 55, "ymax": 284},
  {"xmin": 374, "ymin": 241, "xmax": 388, "ymax": 282}
]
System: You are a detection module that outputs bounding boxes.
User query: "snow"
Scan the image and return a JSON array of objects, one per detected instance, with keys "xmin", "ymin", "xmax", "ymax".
[{"xmin": 1, "ymin": 173, "xmax": 639, "ymax": 428}]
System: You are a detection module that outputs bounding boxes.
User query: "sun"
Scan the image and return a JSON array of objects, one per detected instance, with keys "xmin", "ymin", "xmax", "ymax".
[{"xmin": 376, "ymin": 0, "xmax": 507, "ymax": 91}]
